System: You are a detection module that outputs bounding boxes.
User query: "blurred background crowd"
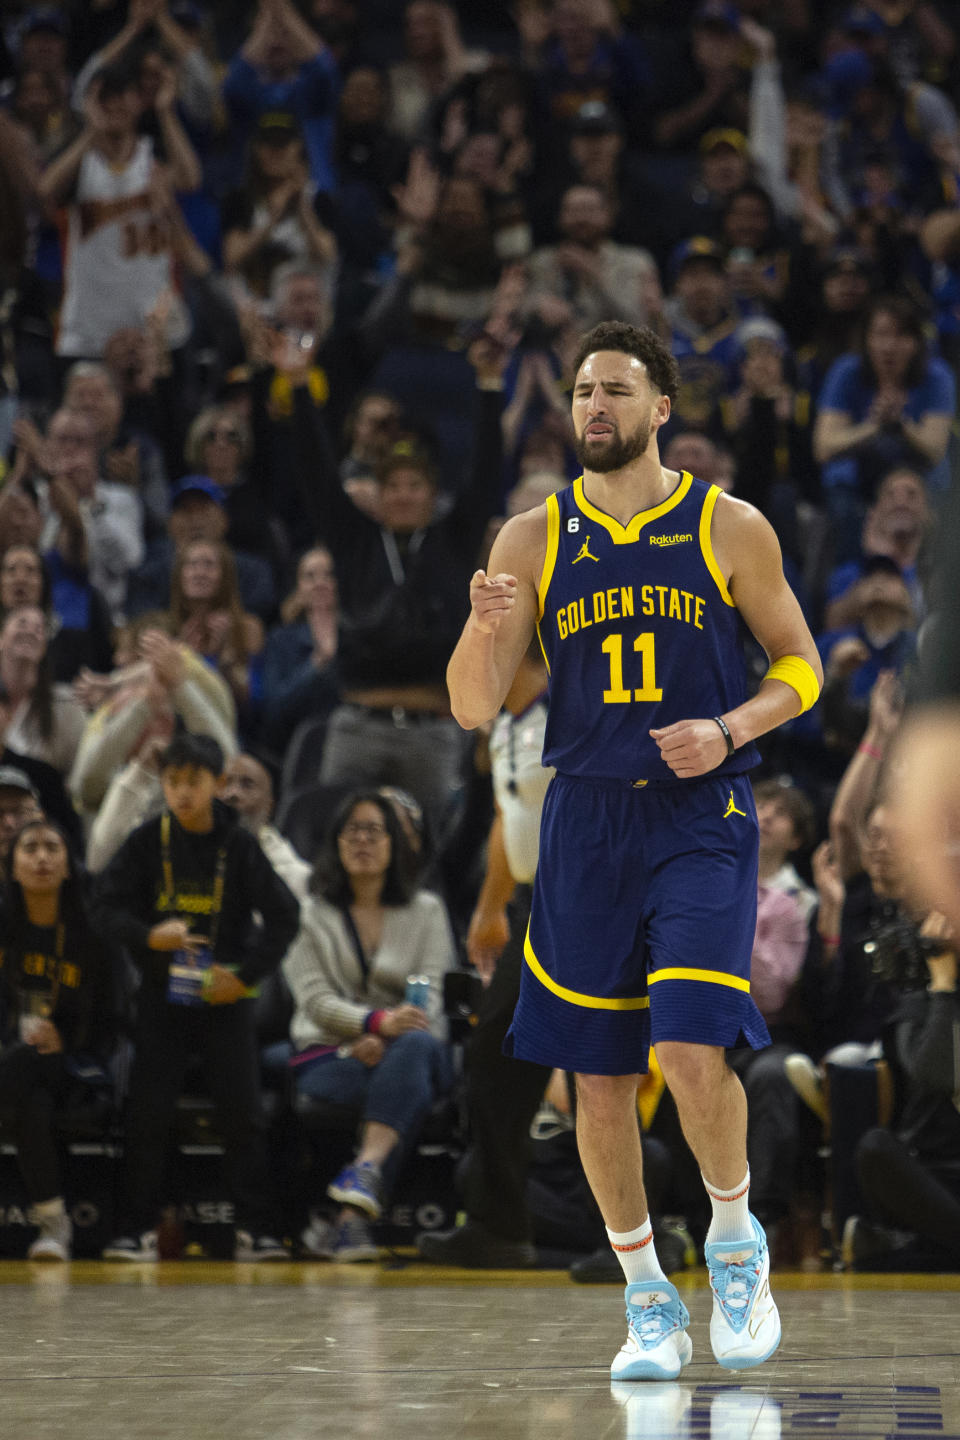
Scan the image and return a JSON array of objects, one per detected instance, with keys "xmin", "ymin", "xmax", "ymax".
[{"xmin": 0, "ymin": 0, "xmax": 959, "ymax": 1272}]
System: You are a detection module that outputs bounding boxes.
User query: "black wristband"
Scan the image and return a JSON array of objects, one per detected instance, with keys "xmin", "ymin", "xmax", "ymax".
[{"xmin": 713, "ymin": 715, "xmax": 735, "ymax": 757}]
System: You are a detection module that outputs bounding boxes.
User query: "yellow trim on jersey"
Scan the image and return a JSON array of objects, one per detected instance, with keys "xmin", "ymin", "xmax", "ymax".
[
  {"xmin": 524, "ymin": 927, "xmax": 649, "ymax": 1011},
  {"xmin": 648, "ymin": 967, "xmax": 750, "ymax": 994},
  {"xmin": 537, "ymin": 492, "xmax": 561, "ymax": 619},
  {"xmin": 573, "ymin": 471, "xmax": 693, "ymax": 545},
  {"xmin": 764, "ymin": 654, "xmax": 821, "ymax": 714},
  {"xmin": 698, "ymin": 484, "xmax": 735, "ymax": 607}
]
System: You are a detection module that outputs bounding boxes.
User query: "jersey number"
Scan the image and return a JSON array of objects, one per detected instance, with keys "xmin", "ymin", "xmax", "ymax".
[{"xmin": 601, "ymin": 631, "xmax": 662, "ymax": 704}]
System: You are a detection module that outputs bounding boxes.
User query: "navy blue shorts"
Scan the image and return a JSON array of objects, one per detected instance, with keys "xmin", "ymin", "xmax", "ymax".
[{"xmin": 505, "ymin": 772, "xmax": 769, "ymax": 1076}]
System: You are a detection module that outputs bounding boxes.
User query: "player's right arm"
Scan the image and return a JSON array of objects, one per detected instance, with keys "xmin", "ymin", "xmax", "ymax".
[{"xmin": 447, "ymin": 507, "xmax": 545, "ymax": 730}]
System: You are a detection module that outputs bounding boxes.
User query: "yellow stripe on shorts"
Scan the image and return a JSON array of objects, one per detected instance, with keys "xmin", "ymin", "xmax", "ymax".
[
  {"xmin": 647, "ymin": 967, "xmax": 751, "ymax": 994},
  {"xmin": 524, "ymin": 927, "xmax": 650, "ymax": 1011}
]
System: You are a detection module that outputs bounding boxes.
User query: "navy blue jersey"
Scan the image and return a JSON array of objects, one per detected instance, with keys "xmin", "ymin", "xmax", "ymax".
[{"xmin": 537, "ymin": 471, "xmax": 760, "ymax": 782}]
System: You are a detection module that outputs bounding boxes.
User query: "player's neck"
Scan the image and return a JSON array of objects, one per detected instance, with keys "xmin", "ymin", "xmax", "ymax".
[{"xmin": 582, "ymin": 451, "xmax": 678, "ymax": 527}]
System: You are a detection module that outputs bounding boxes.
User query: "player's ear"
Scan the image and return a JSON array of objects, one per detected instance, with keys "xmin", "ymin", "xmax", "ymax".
[{"xmin": 651, "ymin": 392, "xmax": 671, "ymax": 432}]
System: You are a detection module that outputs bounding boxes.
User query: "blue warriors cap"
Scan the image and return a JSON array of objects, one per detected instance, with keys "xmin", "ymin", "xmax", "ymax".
[
  {"xmin": 670, "ymin": 236, "xmax": 725, "ymax": 280},
  {"xmin": 170, "ymin": 475, "xmax": 226, "ymax": 507}
]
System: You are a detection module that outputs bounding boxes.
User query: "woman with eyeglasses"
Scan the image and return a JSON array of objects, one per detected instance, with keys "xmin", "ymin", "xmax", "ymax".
[
  {"xmin": 183, "ymin": 407, "xmax": 280, "ymax": 569},
  {"xmin": 0, "ymin": 818, "xmax": 119, "ymax": 1259},
  {"xmin": 283, "ymin": 789, "xmax": 454, "ymax": 1261}
]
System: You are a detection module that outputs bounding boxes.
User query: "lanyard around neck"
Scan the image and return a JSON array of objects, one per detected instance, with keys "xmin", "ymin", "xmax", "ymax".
[{"xmin": 160, "ymin": 811, "xmax": 228, "ymax": 946}]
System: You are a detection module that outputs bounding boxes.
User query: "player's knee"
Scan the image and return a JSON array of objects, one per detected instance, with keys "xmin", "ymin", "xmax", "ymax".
[
  {"xmin": 575, "ymin": 1071, "xmax": 640, "ymax": 1118},
  {"xmin": 656, "ymin": 1041, "xmax": 728, "ymax": 1103}
]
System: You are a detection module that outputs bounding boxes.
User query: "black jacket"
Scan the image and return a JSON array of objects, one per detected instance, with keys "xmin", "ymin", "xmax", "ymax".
[
  {"xmin": 0, "ymin": 904, "xmax": 120, "ymax": 1060},
  {"xmin": 91, "ymin": 800, "xmax": 300, "ymax": 993}
]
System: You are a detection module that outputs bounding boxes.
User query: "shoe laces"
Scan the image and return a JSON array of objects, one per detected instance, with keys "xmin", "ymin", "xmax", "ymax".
[
  {"xmin": 631, "ymin": 1301, "xmax": 675, "ymax": 1349},
  {"xmin": 711, "ymin": 1258, "xmax": 760, "ymax": 1330}
]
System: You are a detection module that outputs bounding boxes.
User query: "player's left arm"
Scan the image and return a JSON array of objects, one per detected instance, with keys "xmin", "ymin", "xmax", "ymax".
[{"xmin": 651, "ymin": 497, "xmax": 822, "ymax": 778}]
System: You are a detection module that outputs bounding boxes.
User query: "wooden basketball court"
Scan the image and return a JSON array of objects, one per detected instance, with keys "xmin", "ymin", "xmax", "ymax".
[{"xmin": 1, "ymin": 1261, "xmax": 957, "ymax": 1439}]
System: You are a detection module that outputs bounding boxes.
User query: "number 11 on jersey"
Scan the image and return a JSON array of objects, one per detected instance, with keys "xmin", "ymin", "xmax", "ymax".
[{"xmin": 601, "ymin": 632, "xmax": 663, "ymax": 704}]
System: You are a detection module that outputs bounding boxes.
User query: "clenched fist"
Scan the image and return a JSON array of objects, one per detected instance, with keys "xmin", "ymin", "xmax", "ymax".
[{"xmin": 470, "ymin": 570, "xmax": 518, "ymax": 634}]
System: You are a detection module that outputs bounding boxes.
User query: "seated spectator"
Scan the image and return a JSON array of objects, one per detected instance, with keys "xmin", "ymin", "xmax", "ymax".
[
  {"xmin": 220, "ymin": 751, "xmax": 310, "ymax": 901},
  {"xmin": 0, "ymin": 607, "xmax": 85, "ymax": 778},
  {"xmin": 0, "ymin": 767, "xmax": 43, "ymax": 877},
  {"xmin": 169, "ymin": 538, "xmax": 265, "ymax": 722},
  {"xmin": 793, "ymin": 246, "xmax": 873, "ymax": 398},
  {"xmin": 0, "ymin": 542, "xmax": 114, "ymax": 685},
  {"xmin": 261, "ymin": 546, "xmax": 339, "ymax": 754},
  {"xmin": 282, "ymin": 789, "xmax": 455, "ymax": 1261},
  {"xmin": 753, "ymin": 779, "xmax": 818, "ymax": 922},
  {"xmin": 62, "ymin": 361, "xmax": 169, "ymax": 549},
  {"xmin": 824, "ymin": 468, "xmax": 931, "ymax": 631},
  {"xmin": 0, "ymin": 818, "xmax": 119, "ymax": 1261},
  {"xmin": 719, "ymin": 181, "xmax": 792, "ymax": 314},
  {"xmin": 664, "ymin": 237, "xmax": 741, "ymax": 434},
  {"xmin": 222, "ymin": 0, "xmax": 338, "ymax": 194},
  {"xmin": 814, "ymin": 295, "xmax": 955, "ymax": 561},
  {"xmin": 72, "ymin": 622, "xmax": 237, "ymax": 851},
  {"xmin": 526, "ymin": 183, "xmax": 660, "ymax": 333},
  {"xmin": 94, "ymin": 733, "xmax": 300, "ymax": 1262},
  {"xmin": 126, "ymin": 477, "xmax": 276, "ymax": 623},
  {"xmin": 844, "ymin": 917, "xmax": 960, "ymax": 1273},
  {"xmin": 221, "ymin": 112, "xmax": 337, "ymax": 304},
  {"xmin": 38, "ymin": 58, "xmax": 198, "ymax": 362},
  {"xmin": 661, "ymin": 431, "xmax": 729, "ymax": 490},
  {"xmin": 816, "ymin": 559, "xmax": 915, "ymax": 754},
  {"xmin": 183, "ymin": 409, "xmax": 285, "ymax": 575}
]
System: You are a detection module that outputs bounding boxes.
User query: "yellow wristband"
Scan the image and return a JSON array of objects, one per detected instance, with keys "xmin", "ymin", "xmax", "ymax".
[{"xmin": 764, "ymin": 655, "xmax": 820, "ymax": 714}]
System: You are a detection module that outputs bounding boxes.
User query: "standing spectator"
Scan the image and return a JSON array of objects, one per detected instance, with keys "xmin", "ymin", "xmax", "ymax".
[
  {"xmin": 0, "ymin": 607, "xmax": 85, "ymax": 778},
  {"xmin": 95, "ymin": 733, "xmax": 300, "ymax": 1261},
  {"xmin": 261, "ymin": 546, "xmax": 339, "ymax": 754},
  {"xmin": 518, "ymin": 0, "xmax": 650, "ymax": 141},
  {"xmin": 38, "ymin": 408, "xmax": 145, "ymax": 624},
  {"xmin": 527, "ymin": 184, "xmax": 660, "ymax": 333},
  {"xmin": 62, "ymin": 361, "xmax": 169, "ymax": 549},
  {"xmin": 283, "ymin": 789, "xmax": 454, "ymax": 1261},
  {"xmin": 221, "ymin": 112, "xmax": 337, "ymax": 304},
  {"xmin": 653, "ymin": 0, "xmax": 751, "ymax": 152},
  {"xmin": 168, "ymin": 539, "xmax": 264, "ymax": 720},
  {"xmin": 387, "ymin": 1, "xmax": 486, "ymax": 143},
  {"xmin": 222, "ymin": 0, "xmax": 339, "ymax": 195},
  {"xmin": 814, "ymin": 295, "xmax": 955, "ymax": 561},
  {"xmin": 0, "ymin": 819, "xmax": 119, "ymax": 1261},
  {"xmin": 219, "ymin": 751, "xmax": 311, "ymax": 901},
  {"xmin": 39, "ymin": 60, "xmax": 199, "ymax": 361}
]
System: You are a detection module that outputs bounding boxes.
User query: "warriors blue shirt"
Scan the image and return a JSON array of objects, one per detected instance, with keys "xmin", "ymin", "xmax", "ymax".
[{"xmin": 537, "ymin": 471, "xmax": 760, "ymax": 783}]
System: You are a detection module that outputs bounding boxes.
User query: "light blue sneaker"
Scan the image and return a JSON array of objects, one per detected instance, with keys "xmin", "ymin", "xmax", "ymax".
[
  {"xmin": 610, "ymin": 1279, "xmax": 693, "ymax": 1381},
  {"xmin": 327, "ymin": 1160, "xmax": 383, "ymax": 1218},
  {"xmin": 705, "ymin": 1214, "xmax": 781, "ymax": 1369}
]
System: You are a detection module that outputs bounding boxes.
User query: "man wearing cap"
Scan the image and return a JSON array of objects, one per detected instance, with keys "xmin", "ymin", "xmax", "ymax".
[
  {"xmin": 126, "ymin": 477, "xmax": 276, "ymax": 622},
  {"xmin": 528, "ymin": 183, "xmax": 660, "ymax": 332},
  {"xmin": 533, "ymin": 101, "xmax": 648, "ymax": 249},
  {"xmin": 223, "ymin": 0, "xmax": 337, "ymax": 194},
  {"xmin": 0, "ymin": 767, "xmax": 42, "ymax": 875},
  {"xmin": 664, "ymin": 237, "xmax": 740, "ymax": 433}
]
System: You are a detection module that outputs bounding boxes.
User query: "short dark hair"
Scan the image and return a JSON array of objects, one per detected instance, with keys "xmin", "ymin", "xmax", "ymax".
[
  {"xmin": 573, "ymin": 322, "xmax": 680, "ymax": 404},
  {"xmin": 311, "ymin": 789, "xmax": 415, "ymax": 907},
  {"xmin": 94, "ymin": 59, "xmax": 139, "ymax": 100},
  {"xmin": 752, "ymin": 779, "xmax": 817, "ymax": 851},
  {"xmin": 160, "ymin": 734, "xmax": 225, "ymax": 779}
]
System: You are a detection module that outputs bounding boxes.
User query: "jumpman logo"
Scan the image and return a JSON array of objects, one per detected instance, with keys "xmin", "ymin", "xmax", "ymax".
[
  {"xmin": 572, "ymin": 534, "xmax": 599, "ymax": 564},
  {"xmin": 723, "ymin": 790, "xmax": 747, "ymax": 819}
]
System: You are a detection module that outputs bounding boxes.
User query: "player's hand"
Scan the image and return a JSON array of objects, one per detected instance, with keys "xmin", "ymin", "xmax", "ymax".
[
  {"xmin": 469, "ymin": 570, "xmax": 518, "ymax": 634},
  {"xmin": 650, "ymin": 718, "xmax": 728, "ymax": 777}
]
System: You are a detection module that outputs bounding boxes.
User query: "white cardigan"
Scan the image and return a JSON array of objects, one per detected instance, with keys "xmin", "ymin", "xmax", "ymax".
[{"xmin": 283, "ymin": 890, "xmax": 455, "ymax": 1050}]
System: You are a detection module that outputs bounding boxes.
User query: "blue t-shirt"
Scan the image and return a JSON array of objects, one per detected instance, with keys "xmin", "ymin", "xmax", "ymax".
[
  {"xmin": 222, "ymin": 52, "xmax": 340, "ymax": 194},
  {"xmin": 817, "ymin": 352, "xmax": 955, "ymax": 493}
]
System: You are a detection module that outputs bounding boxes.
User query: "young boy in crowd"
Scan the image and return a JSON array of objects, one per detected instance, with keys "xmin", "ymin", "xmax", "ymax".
[{"xmin": 93, "ymin": 734, "xmax": 300, "ymax": 1260}]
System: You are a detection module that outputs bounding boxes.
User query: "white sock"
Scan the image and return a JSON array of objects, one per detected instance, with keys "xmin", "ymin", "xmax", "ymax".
[
  {"xmin": 703, "ymin": 1170, "xmax": 752, "ymax": 1244},
  {"xmin": 606, "ymin": 1218, "xmax": 667, "ymax": 1285}
]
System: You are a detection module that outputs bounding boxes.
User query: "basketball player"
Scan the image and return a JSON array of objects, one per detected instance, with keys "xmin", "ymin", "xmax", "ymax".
[{"xmin": 447, "ymin": 321, "xmax": 822, "ymax": 1381}]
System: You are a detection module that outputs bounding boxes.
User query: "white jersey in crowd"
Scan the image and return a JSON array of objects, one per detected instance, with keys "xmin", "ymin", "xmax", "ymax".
[
  {"xmin": 489, "ymin": 696, "xmax": 552, "ymax": 886},
  {"xmin": 57, "ymin": 137, "xmax": 190, "ymax": 358}
]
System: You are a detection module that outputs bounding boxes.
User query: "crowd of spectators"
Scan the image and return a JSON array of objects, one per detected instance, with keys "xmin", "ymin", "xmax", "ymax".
[{"xmin": 0, "ymin": 0, "xmax": 958, "ymax": 1268}]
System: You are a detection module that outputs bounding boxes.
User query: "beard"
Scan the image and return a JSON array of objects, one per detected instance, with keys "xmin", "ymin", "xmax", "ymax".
[{"xmin": 573, "ymin": 416, "xmax": 652, "ymax": 474}]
